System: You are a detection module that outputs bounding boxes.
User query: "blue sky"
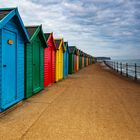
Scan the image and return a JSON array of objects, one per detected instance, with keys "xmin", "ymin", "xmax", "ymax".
[{"xmin": 0, "ymin": 0, "xmax": 140, "ymax": 59}]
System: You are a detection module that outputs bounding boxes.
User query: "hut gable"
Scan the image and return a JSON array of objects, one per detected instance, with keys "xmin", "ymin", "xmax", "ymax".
[
  {"xmin": 0, "ymin": 8, "xmax": 13, "ymax": 20},
  {"xmin": 79, "ymin": 50, "xmax": 82, "ymax": 56},
  {"xmin": 68, "ymin": 46, "xmax": 76, "ymax": 54},
  {"xmin": 64, "ymin": 42, "xmax": 69, "ymax": 52},
  {"xmin": 26, "ymin": 26, "xmax": 38, "ymax": 39},
  {"xmin": 75, "ymin": 48, "xmax": 79, "ymax": 55},
  {"xmin": 0, "ymin": 8, "xmax": 29, "ymax": 42},
  {"xmin": 44, "ymin": 33, "xmax": 56, "ymax": 49},
  {"xmin": 55, "ymin": 39, "xmax": 61, "ymax": 49},
  {"xmin": 25, "ymin": 25, "xmax": 47, "ymax": 48},
  {"xmin": 54, "ymin": 38, "xmax": 64, "ymax": 50},
  {"xmin": 44, "ymin": 33, "xmax": 51, "ymax": 41}
]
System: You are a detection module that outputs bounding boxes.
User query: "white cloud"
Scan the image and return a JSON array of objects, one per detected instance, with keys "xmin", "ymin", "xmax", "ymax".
[{"xmin": 0, "ymin": 0, "xmax": 140, "ymax": 59}]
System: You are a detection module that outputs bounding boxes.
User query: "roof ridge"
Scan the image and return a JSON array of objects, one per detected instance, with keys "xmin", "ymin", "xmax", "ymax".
[
  {"xmin": 0, "ymin": 7, "xmax": 15, "ymax": 11},
  {"xmin": 25, "ymin": 25, "xmax": 40, "ymax": 28}
]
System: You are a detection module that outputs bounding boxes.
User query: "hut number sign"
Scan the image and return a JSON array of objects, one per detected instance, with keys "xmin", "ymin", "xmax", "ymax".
[{"xmin": 7, "ymin": 40, "xmax": 13, "ymax": 45}]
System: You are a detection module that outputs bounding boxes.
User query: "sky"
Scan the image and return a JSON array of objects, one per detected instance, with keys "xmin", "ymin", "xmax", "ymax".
[{"xmin": 0, "ymin": 0, "xmax": 140, "ymax": 59}]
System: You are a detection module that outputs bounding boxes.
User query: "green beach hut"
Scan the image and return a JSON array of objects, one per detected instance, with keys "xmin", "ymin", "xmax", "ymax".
[
  {"xmin": 79, "ymin": 50, "xmax": 82, "ymax": 69},
  {"xmin": 25, "ymin": 25, "xmax": 47, "ymax": 98},
  {"xmin": 68, "ymin": 46, "xmax": 76, "ymax": 74}
]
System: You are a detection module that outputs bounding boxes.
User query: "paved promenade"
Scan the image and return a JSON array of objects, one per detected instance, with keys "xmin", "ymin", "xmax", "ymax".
[{"xmin": 0, "ymin": 63, "xmax": 140, "ymax": 140}]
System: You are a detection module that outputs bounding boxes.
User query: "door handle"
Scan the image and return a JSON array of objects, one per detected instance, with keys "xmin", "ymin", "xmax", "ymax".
[{"xmin": 3, "ymin": 65, "xmax": 7, "ymax": 67}]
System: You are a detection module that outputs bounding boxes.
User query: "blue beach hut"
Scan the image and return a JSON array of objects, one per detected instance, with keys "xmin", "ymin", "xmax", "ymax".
[
  {"xmin": 63, "ymin": 42, "xmax": 69, "ymax": 78},
  {"xmin": 0, "ymin": 8, "xmax": 29, "ymax": 112}
]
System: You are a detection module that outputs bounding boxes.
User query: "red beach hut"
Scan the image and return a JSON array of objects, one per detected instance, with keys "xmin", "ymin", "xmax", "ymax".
[
  {"xmin": 74, "ymin": 48, "xmax": 79, "ymax": 73},
  {"xmin": 44, "ymin": 33, "xmax": 56, "ymax": 87}
]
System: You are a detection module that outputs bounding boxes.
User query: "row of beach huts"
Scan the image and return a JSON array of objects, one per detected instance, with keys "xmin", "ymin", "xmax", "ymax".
[{"xmin": 0, "ymin": 8, "xmax": 94, "ymax": 112}]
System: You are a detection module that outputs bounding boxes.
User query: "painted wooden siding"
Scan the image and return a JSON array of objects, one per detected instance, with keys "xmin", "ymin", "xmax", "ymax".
[
  {"xmin": 84, "ymin": 57, "xmax": 86, "ymax": 67},
  {"xmin": 58, "ymin": 46, "xmax": 63, "ymax": 80},
  {"xmin": 0, "ymin": 29, "xmax": 2, "ymax": 106},
  {"xmin": 86, "ymin": 57, "xmax": 88, "ymax": 66},
  {"xmin": 68, "ymin": 54, "xmax": 74, "ymax": 74},
  {"xmin": 82, "ymin": 56, "xmax": 84, "ymax": 67},
  {"xmin": 4, "ymin": 19, "xmax": 25, "ymax": 100},
  {"xmin": 76, "ymin": 55, "xmax": 79, "ymax": 71},
  {"xmin": 16, "ymin": 38, "xmax": 24, "ymax": 99},
  {"xmin": 25, "ymin": 35, "xmax": 44, "ymax": 98},
  {"xmin": 40, "ymin": 41, "xmax": 44, "ymax": 90},
  {"xmin": 63, "ymin": 51, "xmax": 66, "ymax": 78},
  {"xmin": 44, "ymin": 47, "xmax": 51, "ymax": 87},
  {"xmin": 56, "ymin": 45, "xmax": 63, "ymax": 81},
  {"xmin": 63, "ymin": 50, "xmax": 68, "ymax": 78},
  {"xmin": 5, "ymin": 19, "xmax": 25, "ymax": 100},
  {"xmin": 66, "ymin": 51, "xmax": 69, "ymax": 75},
  {"xmin": 44, "ymin": 47, "xmax": 48, "ymax": 86},
  {"xmin": 0, "ymin": 19, "xmax": 25, "ymax": 111},
  {"xmin": 56, "ymin": 50, "xmax": 59, "ymax": 82},
  {"xmin": 25, "ymin": 43, "xmax": 33, "ymax": 98},
  {"xmin": 52, "ymin": 49, "xmax": 56, "ymax": 83},
  {"xmin": 74, "ymin": 55, "xmax": 77, "ymax": 73},
  {"xmin": 79, "ymin": 56, "xmax": 82, "ymax": 69},
  {"xmin": 44, "ymin": 34, "xmax": 56, "ymax": 86}
]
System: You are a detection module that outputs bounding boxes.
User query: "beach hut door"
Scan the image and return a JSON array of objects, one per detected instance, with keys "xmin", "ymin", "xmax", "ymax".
[
  {"xmin": 33, "ymin": 41, "xmax": 40, "ymax": 92},
  {"xmin": 2, "ymin": 29, "xmax": 16, "ymax": 106}
]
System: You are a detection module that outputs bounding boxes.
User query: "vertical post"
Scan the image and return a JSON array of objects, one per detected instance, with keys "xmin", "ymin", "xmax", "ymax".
[
  {"xmin": 120, "ymin": 63, "xmax": 122, "ymax": 75},
  {"xmin": 113, "ymin": 62, "xmax": 114, "ymax": 69},
  {"xmin": 117, "ymin": 62, "xmax": 118, "ymax": 72},
  {"xmin": 135, "ymin": 63, "xmax": 137, "ymax": 80},
  {"xmin": 114, "ymin": 62, "xmax": 115, "ymax": 70},
  {"xmin": 126, "ymin": 63, "xmax": 128, "ymax": 77}
]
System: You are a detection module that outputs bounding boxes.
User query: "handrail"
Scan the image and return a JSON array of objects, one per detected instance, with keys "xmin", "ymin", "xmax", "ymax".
[{"xmin": 104, "ymin": 61, "xmax": 140, "ymax": 80}]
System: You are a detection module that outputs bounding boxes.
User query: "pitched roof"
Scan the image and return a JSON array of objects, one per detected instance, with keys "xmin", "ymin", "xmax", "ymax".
[
  {"xmin": 82, "ymin": 51, "xmax": 84, "ymax": 56},
  {"xmin": 0, "ymin": 8, "xmax": 13, "ymax": 20},
  {"xmin": 0, "ymin": 8, "xmax": 29, "ymax": 42},
  {"xmin": 79, "ymin": 50, "xmax": 83, "ymax": 56},
  {"xmin": 64, "ymin": 42, "xmax": 68, "ymax": 48},
  {"xmin": 44, "ymin": 33, "xmax": 51, "ymax": 41},
  {"xmin": 64, "ymin": 42, "xmax": 68, "ymax": 52},
  {"xmin": 25, "ymin": 26, "xmax": 38, "ymax": 39},
  {"xmin": 25, "ymin": 25, "xmax": 47, "ymax": 48},
  {"xmin": 68, "ymin": 46, "xmax": 76, "ymax": 54},
  {"xmin": 76, "ymin": 48, "xmax": 79, "ymax": 55},
  {"xmin": 55, "ymin": 39, "xmax": 61, "ymax": 49}
]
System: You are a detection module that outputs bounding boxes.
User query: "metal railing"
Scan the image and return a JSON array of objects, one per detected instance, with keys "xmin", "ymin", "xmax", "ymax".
[{"xmin": 104, "ymin": 61, "xmax": 140, "ymax": 80}]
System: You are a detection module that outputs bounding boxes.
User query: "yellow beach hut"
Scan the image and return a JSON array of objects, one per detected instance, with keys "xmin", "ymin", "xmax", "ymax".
[
  {"xmin": 76, "ymin": 49, "xmax": 79, "ymax": 71},
  {"xmin": 55, "ymin": 38, "xmax": 64, "ymax": 82}
]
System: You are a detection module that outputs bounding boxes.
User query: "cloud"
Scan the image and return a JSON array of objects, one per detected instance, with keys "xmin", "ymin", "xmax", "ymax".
[{"xmin": 0, "ymin": 0, "xmax": 140, "ymax": 59}]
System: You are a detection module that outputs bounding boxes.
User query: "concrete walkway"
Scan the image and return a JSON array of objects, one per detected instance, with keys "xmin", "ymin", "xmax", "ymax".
[{"xmin": 0, "ymin": 63, "xmax": 140, "ymax": 140}]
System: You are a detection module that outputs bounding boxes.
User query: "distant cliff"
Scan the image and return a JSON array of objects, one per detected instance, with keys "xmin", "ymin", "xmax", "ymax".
[{"xmin": 95, "ymin": 57, "xmax": 111, "ymax": 61}]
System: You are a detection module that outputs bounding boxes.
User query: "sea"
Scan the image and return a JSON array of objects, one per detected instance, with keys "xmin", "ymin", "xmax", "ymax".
[{"xmin": 109, "ymin": 59, "xmax": 140, "ymax": 79}]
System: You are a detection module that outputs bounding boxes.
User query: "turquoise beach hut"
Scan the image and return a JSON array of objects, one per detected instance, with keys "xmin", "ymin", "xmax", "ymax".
[
  {"xmin": 63, "ymin": 42, "xmax": 69, "ymax": 78},
  {"xmin": 0, "ymin": 8, "xmax": 29, "ymax": 112}
]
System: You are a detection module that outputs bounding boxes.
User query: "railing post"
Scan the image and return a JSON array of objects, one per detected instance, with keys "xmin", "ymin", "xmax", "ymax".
[
  {"xmin": 117, "ymin": 62, "xmax": 118, "ymax": 72},
  {"xmin": 135, "ymin": 63, "xmax": 137, "ymax": 80},
  {"xmin": 114, "ymin": 62, "xmax": 115, "ymax": 70},
  {"xmin": 126, "ymin": 63, "xmax": 128, "ymax": 77},
  {"xmin": 120, "ymin": 63, "xmax": 122, "ymax": 75}
]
